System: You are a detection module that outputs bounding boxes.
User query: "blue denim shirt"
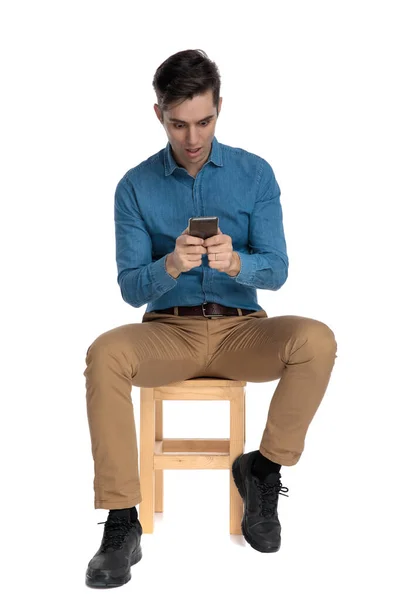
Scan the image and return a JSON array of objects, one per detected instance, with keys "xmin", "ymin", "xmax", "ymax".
[{"xmin": 114, "ymin": 136, "xmax": 288, "ymax": 313}]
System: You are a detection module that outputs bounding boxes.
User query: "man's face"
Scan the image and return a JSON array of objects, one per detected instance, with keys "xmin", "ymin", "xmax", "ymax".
[{"xmin": 154, "ymin": 89, "xmax": 222, "ymax": 176}]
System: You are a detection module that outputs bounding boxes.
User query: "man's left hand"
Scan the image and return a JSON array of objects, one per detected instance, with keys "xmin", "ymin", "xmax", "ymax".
[{"xmin": 203, "ymin": 227, "xmax": 236, "ymax": 273}]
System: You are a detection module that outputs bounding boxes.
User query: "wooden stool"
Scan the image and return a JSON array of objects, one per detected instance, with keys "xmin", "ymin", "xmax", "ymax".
[{"xmin": 139, "ymin": 377, "xmax": 246, "ymax": 535}]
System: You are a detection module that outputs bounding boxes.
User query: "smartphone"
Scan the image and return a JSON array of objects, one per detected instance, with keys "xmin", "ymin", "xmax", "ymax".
[{"xmin": 188, "ymin": 216, "xmax": 219, "ymax": 240}]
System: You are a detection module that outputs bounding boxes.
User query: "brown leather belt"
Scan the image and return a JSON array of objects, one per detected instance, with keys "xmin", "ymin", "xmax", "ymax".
[{"xmin": 153, "ymin": 302, "xmax": 256, "ymax": 318}]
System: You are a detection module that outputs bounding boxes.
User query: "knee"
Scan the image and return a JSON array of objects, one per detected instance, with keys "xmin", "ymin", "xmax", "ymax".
[
  {"xmin": 85, "ymin": 332, "xmax": 109, "ymax": 360},
  {"xmin": 85, "ymin": 330, "xmax": 131, "ymax": 364},
  {"xmin": 84, "ymin": 333, "xmax": 135, "ymax": 381},
  {"xmin": 306, "ymin": 319, "xmax": 337, "ymax": 355}
]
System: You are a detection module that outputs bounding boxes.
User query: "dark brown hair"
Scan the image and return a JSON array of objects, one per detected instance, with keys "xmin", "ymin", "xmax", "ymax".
[{"xmin": 152, "ymin": 49, "xmax": 221, "ymax": 120}]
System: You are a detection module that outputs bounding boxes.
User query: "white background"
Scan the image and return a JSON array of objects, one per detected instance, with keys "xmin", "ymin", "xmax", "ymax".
[{"xmin": 1, "ymin": 0, "xmax": 399, "ymax": 598}]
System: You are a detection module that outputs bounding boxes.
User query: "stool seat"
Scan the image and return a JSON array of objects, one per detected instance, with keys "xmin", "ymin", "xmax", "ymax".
[{"xmin": 139, "ymin": 377, "xmax": 247, "ymax": 535}]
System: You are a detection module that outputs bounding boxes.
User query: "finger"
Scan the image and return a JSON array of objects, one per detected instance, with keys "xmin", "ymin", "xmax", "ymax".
[
  {"xmin": 187, "ymin": 236, "xmax": 206, "ymax": 245},
  {"xmin": 208, "ymin": 253, "xmax": 232, "ymax": 263},
  {"xmin": 204, "ymin": 233, "xmax": 224, "ymax": 246},
  {"xmin": 179, "ymin": 230, "xmax": 204, "ymax": 245},
  {"xmin": 187, "ymin": 246, "xmax": 205, "ymax": 254},
  {"xmin": 205, "ymin": 243, "xmax": 231, "ymax": 253}
]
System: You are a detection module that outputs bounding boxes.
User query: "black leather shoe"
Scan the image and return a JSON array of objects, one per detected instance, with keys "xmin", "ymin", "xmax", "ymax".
[
  {"xmin": 85, "ymin": 509, "xmax": 143, "ymax": 588},
  {"xmin": 232, "ymin": 450, "xmax": 289, "ymax": 553}
]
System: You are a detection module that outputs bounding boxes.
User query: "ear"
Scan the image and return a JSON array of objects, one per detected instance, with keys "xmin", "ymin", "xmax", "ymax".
[{"xmin": 154, "ymin": 104, "xmax": 163, "ymax": 123}]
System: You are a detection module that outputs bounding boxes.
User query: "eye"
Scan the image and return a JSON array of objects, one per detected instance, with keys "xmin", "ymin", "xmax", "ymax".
[{"xmin": 173, "ymin": 120, "xmax": 211, "ymax": 129}]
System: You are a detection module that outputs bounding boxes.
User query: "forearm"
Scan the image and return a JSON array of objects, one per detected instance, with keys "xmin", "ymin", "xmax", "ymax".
[{"xmin": 118, "ymin": 256, "xmax": 180, "ymax": 307}]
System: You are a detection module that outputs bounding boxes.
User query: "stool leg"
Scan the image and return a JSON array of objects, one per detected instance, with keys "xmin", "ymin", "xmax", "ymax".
[
  {"xmin": 244, "ymin": 389, "xmax": 246, "ymax": 445},
  {"xmin": 140, "ymin": 388, "xmax": 155, "ymax": 533},
  {"xmin": 155, "ymin": 399, "xmax": 164, "ymax": 513},
  {"xmin": 229, "ymin": 387, "xmax": 245, "ymax": 535}
]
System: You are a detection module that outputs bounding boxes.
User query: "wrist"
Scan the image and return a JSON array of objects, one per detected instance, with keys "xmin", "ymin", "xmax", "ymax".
[
  {"xmin": 165, "ymin": 253, "xmax": 181, "ymax": 279},
  {"xmin": 227, "ymin": 251, "xmax": 241, "ymax": 277}
]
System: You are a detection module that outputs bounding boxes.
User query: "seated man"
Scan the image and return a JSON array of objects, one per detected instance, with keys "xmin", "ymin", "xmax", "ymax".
[{"xmin": 84, "ymin": 48, "xmax": 338, "ymax": 589}]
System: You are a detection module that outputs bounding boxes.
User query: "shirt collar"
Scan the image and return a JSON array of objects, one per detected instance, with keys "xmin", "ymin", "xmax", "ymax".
[{"xmin": 164, "ymin": 135, "xmax": 223, "ymax": 176}]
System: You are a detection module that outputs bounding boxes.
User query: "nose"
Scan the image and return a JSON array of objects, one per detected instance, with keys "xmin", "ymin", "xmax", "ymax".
[{"xmin": 186, "ymin": 127, "xmax": 199, "ymax": 147}]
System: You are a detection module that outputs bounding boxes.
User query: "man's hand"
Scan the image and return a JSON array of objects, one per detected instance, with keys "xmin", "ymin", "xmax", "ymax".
[
  {"xmin": 203, "ymin": 227, "xmax": 240, "ymax": 275},
  {"xmin": 168, "ymin": 227, "xmax": 208, "ymax": 275}
]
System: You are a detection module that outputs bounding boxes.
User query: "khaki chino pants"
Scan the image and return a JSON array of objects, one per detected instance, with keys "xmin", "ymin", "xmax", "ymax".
[{"xmin": 84, "ymin": 308, "xmax": 338, "ymax": 509}]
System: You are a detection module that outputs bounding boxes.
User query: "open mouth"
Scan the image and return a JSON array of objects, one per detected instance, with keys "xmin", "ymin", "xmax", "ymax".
[{"xmin": 185, "ymin": 147, "xmax": 201, "ymax": 156}]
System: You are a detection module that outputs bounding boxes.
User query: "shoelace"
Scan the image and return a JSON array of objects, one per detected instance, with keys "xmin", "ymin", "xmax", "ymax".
[
  {"xmin": 256, "ymin": 479, "xmax": 289, "ymax": 518},
  {"xmin": 97, "ymin": 517, "xmax": 135, "ymax": 551}
]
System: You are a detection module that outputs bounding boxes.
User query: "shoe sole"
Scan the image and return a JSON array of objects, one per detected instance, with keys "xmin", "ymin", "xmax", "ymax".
[
  {"xmin": 232, "ymin": 454, "xmax": 280, "ymax": 554},
  {"xmin": 85, "ymin": 544, "xmax": 143, "ymax": 588}
]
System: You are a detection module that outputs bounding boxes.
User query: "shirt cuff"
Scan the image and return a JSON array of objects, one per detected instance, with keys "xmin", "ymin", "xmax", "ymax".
[
  {"xmin": 230, "ymin": 251, "xmax": 256, "ymax": 286},
  {"xmin": 151, "ymin": 255, "xmax": 180, "ymax": 294}
]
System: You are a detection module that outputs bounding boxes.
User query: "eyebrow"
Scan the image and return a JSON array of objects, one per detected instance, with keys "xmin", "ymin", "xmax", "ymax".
[{"xmin": 168, "ymin": 114, "xmax": 215, "ymax": 124}]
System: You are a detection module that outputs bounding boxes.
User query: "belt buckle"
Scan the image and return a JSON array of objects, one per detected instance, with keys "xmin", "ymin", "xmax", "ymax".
[{"xmin": 202, "ymin": 302, "xmax": 224, "ymax": 318}]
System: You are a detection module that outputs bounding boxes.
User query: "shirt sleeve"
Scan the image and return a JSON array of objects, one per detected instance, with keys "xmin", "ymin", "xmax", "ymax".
[
  {"xmin": 114, "ymin": 174, "xmax": 179, "ymax": 308},
  {"xmin": 228, "ymin": 159, "xmax": 289, "ymax": 290}
]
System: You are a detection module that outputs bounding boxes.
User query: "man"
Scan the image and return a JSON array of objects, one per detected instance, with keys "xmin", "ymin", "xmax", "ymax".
[{"xmin": 84, "ymin": 49, "xmax": 338, "ymax": 588}]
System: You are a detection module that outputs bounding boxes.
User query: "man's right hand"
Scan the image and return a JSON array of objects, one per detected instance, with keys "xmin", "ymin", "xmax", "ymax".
[{"xmin": 167, "ymin": 227, "xmax": 206, "ymax": 275}]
